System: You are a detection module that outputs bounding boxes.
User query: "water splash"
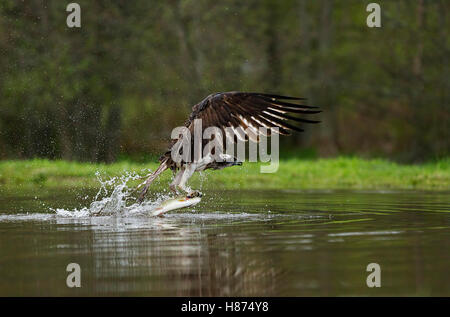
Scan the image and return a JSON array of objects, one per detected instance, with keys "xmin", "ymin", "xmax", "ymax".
[{"xmin": 54, "ymin": 171, "xmax": 171, "ymax": 218}]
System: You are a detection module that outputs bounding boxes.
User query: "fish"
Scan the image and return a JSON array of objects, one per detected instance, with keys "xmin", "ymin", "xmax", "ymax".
[{"xmin": 150, "ymin": 195, "xmax": 202, "ymax": 216}]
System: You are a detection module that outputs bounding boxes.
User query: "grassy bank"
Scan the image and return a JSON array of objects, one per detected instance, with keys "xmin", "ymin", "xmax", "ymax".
[{"xmin": 0, "ymin": 157, "xmax": 449, "ymax": 191}]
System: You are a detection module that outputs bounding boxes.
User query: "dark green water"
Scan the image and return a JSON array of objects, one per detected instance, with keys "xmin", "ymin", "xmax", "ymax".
[{"xmin": 0, "ymin": 189, "xmax": 449, "ymax": 296}]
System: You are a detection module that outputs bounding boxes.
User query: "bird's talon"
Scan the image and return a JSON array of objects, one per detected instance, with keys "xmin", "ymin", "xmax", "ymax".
[{"xmin": 187, "ymin": 190, "xmax": 202, "ymax": 198}]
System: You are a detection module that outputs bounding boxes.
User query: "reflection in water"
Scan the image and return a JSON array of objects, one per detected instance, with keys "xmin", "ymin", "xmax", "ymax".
[
  {"xmin": 53, "ymin": 214, "xmax": 287, "ymax": 296},
  {"xmin": 0, "ymin": 190, "xmax": 448, "ymax": 296}
]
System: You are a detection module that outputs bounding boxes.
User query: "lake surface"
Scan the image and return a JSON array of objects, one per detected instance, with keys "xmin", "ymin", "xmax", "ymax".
[{"xmin": 0, "ymin": 188, "xmax": 449, "ymax": 296}]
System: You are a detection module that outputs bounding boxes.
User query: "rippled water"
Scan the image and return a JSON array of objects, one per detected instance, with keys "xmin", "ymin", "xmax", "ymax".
[{"xmin": 0, "ymin": 187, "xmax": 449, "ymax": 296}]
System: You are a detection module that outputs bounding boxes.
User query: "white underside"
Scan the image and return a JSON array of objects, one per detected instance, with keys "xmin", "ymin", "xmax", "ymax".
[{"xmin": 172, "ymin": 153, "xmax": 234, "ymax": 192}]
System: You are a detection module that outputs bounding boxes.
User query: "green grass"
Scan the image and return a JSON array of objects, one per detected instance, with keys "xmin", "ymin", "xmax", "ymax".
[{"xmin": 0, "ymin": 157, "xmax": 449, "ymax": 191}]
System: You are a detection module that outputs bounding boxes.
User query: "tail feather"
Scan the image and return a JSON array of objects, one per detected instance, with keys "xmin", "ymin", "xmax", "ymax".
[{"xmin": 137, "ymin": 159, "xmax": 168, "ymax": 203}]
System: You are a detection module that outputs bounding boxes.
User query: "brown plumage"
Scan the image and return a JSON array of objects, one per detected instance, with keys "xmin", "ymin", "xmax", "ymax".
[{"xmin": 138, "ymin": 91, "xmax": 321, "ymax": 202}]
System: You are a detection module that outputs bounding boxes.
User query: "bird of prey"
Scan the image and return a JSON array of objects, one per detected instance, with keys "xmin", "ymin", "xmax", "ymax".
[{"xmin": 137, "ymin": 91, "xmax": 321, "ymax": 202}]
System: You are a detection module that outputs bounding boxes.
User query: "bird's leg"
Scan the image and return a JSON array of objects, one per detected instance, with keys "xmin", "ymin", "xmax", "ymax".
[
  {"xmin": 170, "ymin": 168, "xmax": 184, "ymax": 196},
  {"xmin": 169, "ymin": 184, "xmax": 179, "ymax": 195},
  {"xmin": 175, "ymin": 164, "xmax": 201, "ymax": 197}
]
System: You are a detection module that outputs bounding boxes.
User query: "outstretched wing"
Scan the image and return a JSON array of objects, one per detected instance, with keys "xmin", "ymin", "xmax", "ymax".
[{"xmin": 186, "ymin": 91, "xmax": 321, "ymax": 142}]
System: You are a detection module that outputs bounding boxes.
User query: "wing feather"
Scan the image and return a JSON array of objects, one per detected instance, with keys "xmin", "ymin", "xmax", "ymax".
[{"xmin": 186, "ymin": 92, "xmax": 321, "ymax": 142}]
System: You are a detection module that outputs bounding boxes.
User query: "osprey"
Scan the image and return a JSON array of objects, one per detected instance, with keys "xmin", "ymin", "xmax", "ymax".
[{"xmin": 138, "ymin": 91, "xmax": 321, "ymax": 202}]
